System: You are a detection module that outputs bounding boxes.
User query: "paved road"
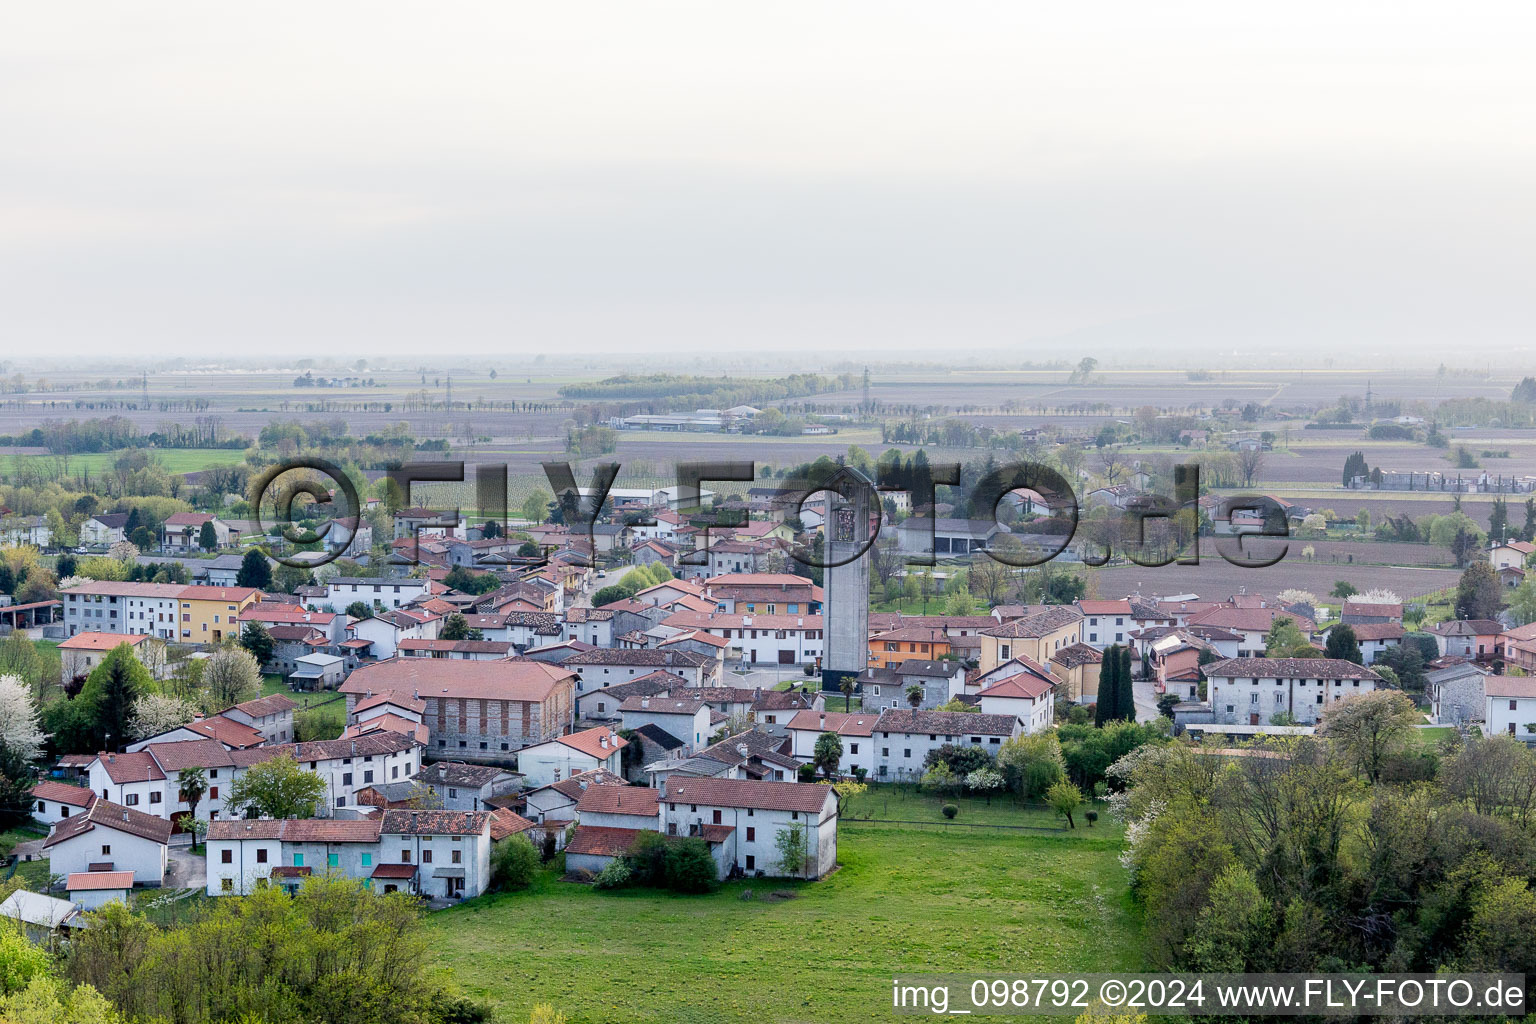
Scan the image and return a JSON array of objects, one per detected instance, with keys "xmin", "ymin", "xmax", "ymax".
[
  {"xmin": 1132, "ymin": 677, "xmax": 1162, "ymax": 723},
  {"xmin": 166, "ymin": 845, "xmax": 206, "ymax": 891}
]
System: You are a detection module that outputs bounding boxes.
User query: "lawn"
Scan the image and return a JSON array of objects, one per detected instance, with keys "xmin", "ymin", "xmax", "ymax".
[
  {"xmin": 428, "ymin": 805, "xmax": 1140, "ymax": 1024},
  {"xmin": 841, "ymin": 785, "xmax": 1107, "ymax": 833}
]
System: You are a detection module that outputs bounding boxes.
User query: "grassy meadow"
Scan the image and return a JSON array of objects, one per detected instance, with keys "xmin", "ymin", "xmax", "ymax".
[{"xmin": 428, "ymin": 792, "xmax": 1138, "ymax": 1024}]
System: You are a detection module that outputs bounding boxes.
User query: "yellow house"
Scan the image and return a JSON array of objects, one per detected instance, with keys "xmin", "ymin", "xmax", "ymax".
[
  {"xmin": 867, "ymin": 626, "xmax": 952, "ymax": 669},
  {"xmin": 177, "ymin": 586, "xmax": 262, "ymax": 644},
  {"xmin": 978, "ymin": 607, "xmax": 1083, "ymax": 673},
  {"xmin": 1048, "ymin": 643, "xmax": 1105, "ymax": 703}
]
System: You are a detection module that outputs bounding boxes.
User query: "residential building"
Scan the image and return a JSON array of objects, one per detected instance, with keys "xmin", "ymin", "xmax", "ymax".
[
  {"xmin": 350, "ymin": 608, "xmax": 441, "ymax": 659},
  {"xmin": 517, "ymin": 726, "xmax": 627, "ymax": 787},
  {"xmin": 869, "ymin": 709, "xmax": 1020, "ymax": 780},
  {"xmin": 162, "ymin": 512, "xmax": 235, "ymax": 551},
  {"xmin": 79, "ymin": 513, "xmax": 128, "ymax": 546},
  {"xmin": 786, "ymin": 710, "xmax": 876, "ymax": 778},
  {"xmin": 563, "ymin": 648, "xmax": 714, "ymax": 690},
  {"xmin": 619, "ymin": 695, "xmax": 713, "ymax": 753},
  {"xmin": 61, "ymin": 581, "xmax": 184, "ymax": 639},
  {"xmin": 1429, "ymin": 659, "xmax": 1491, "ymax": 726},
  {"xmin": 978, "ymin": 607, "xmax": 1084, "ymax": 672},
  {"xmin": 175, "ymin": 586, "xmax": 263, "ymax": 643},
  {"xmin": 324, "ymin": 576, "xmax": 431, "ymax": 612},
  {"xmin": 57, "ymin": 632, "xmax": 167, "ymax": 685},
  {"xmin": 867, "ymin": 627, "xmax": 951, "ymax": 669},
  {"xmin": 657, "ymin": 776, "xmax": 838, "ymax": 878},
  {"xmin": 1429, "ymin": 619, "xmax": 1505, "ymax": 661},
  {"xmin": 340, "ymin": 657, "xmax": 577, "ymax": 765},
  {"xmin": 1484, "ymin": 676, "xmax": 1536, "ymax": 740},
  {"xmin": 412, "ymin": 761, "xmax": 521, "ymax": 810},
  {"xmin": 43, "ymin": 799, "xmax": 172, "ymax": 885},
  {"xmin": 1203, "ymin": 657, "xmax": 1381, "ymax": 726},
  {"xmin": 657, "ymin": 610, "xmax": 824, "ymax": 666},
  {"xmin": 31, "ymin": 781, "xmax": 95, "ymax": 826}
]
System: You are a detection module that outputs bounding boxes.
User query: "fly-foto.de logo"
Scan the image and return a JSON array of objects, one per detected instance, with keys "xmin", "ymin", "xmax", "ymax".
[{"xmin": 248, "ymin": 457, "xmax": 1290, "ymax": 571}]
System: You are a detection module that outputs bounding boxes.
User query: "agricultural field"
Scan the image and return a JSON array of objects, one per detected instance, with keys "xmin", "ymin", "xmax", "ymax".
[
  {"xmin": 45, "ymin": 447, "xmax": 250, "ymax": 475},
  {"xmin": 429, "ymin": 797, "xmax": 1138, "ymax": 1024}
]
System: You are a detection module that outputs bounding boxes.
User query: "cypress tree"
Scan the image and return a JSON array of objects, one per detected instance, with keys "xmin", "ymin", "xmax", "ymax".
[
  {"xmin": 1117, "ymin": 645, "xmax": 1137, "ymax": 721},
  {"xmin": 1094, "ymin": 645, "xmax": 1118, "ymax": 726}
]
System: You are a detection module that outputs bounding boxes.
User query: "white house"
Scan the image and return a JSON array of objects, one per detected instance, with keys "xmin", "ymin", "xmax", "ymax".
[
  {"xmin": 60, "ymin": 581, "xmax": 183, "ymax": 639},
  {"xmin": 324, "ymin": 576, "xmax": 431, "ymax": 612},
  {"xmin": 205, "ymin": 809, "xmax": 492, "ymax": 900},
  {"xmin": 869, "ymin": 709, "xmax": 1020, "ymax": 781},
  {"xmin": 517, "ymin": 726, "xmax": 627, "ymax": 788},
  {"xmin": 785, "ymin": 710, "xmax": 877, "ymax": 778},
  {"xmin": 618, "ymin": 695, "xmax": 713, "ymax": 753},
  {"xmin": 976, "ymin": 673, "xmax": 1056, "ymax": 734},
  {"xmin": 1320, "ymin": 622, "xmax": 1404, "ymax": 666},
  {"xmin": 350, "ymin": 608, "xmax": 440, "ymax": 660},
  {"xmin": 43, "ymin": 799, "xmax": 171, "ymax": 885},
  {"xmin": 79, "ymin": 513, "xmax": 129, "ymax": 547},
  {"xmin": 221, "ymin": 693, "xmax": 300, "ymax": 743},
  {"xmin": 658, "ymin": 611, "xmax": 824, "ymax": 667},
  {"xmin": 31, "ymin": 781, "xmax": 95, "ymax": 826},
  {"xmin": 1202, "ymin": 657, "xmax": 1381, "ymax": 726},
  {"xmin": 658, "ymin": 776, "xmax": 838, "ymax": 879},
  {"xmin": 67, "ymin": 870, "xmax": 135, "ymax": 910},
  {"xmin": 1484, "ymin": 676, "xmax": 1536, "ymax": 740}
]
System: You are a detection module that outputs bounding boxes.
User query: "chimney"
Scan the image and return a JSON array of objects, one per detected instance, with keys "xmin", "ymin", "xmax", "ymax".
[
  {"xmin": 640, "ymin": 697, "xmax": 649, "ymax": 709},
  {"xmin": 818, "ymin": 713, "xmax": 825, "ymax": 727},
  {"xmin": 735, "ymin": 743, "xmax": 749, "ymax": 758}
]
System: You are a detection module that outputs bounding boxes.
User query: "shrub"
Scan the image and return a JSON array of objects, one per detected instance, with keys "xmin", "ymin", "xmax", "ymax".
[
  {"xmin": 797, "ymin": 763, "xmax": 818, "ymax": 782},
  {"xmin": 941, "ymin": 804, "xmax": 958, "ymax": 819},
  {"xmin": 665, "ymin": 839, "xmax": 719, "ymax": 894},
  {"xmin": 1085, "ymin": 810, "xmax": 1099, "ymax": 827},
  {"xmin": 491, "ymin": 835, "xmax": 539, "ymax": 890},
  {"xmin": 592, "ymin": 860, "xmax": 632, "ymax": 890}
]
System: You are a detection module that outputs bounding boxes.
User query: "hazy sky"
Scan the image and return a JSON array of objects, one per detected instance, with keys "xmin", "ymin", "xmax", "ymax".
[{"xmin": 4, "ymin": 3, "xmax": 1535, "ymax": 362}]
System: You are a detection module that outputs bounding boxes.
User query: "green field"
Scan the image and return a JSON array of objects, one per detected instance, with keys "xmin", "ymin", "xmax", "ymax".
[
  {"xmin": 54, "ymin": 448, "xmax": 249, "ymax": 475},
  {"xmin": 428, "ymin": 801, "xmax": 1139, "ymax": 1024}
]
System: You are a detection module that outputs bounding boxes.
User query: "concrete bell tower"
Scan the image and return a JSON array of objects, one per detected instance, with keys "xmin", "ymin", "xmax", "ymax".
[{"xmin": 820, "ymin": 466, "xmax": 873, "ymax": 694}]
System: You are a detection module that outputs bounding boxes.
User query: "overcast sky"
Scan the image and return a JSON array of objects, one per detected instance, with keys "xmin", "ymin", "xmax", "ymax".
[{"xmin": 3, "ymin": 3, "xmax": 1534, "ymax": 362}]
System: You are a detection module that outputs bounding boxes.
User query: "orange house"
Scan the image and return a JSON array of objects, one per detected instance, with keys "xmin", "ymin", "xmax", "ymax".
[{"xmin": 867, "ymin": 626, "xmax": 952, "ymax": 669}]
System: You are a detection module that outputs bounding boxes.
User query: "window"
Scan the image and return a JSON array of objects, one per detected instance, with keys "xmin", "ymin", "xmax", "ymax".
[
  {"xmin": 746, "ymin": 855, "xmax": 756, "ymax": 870},
  {"xmin": 452, "ymin": 850, "xmax": 462, "ymax": 864},
  {"xmin": 401, "ymin": 849, "xmax": 411, "ymax": 862},
  {"xmin": 150, "ymin": 792, "xmax": 162, "ymax": 804},
  {"xmin": 257, "ymin": 848, "xmax": 268, "ymax": 863},
  {"xmin": 328, "ymin": 854, "xmax": 339, "ymax": 868},
  {"xmin": 712, "ymin": 809, "xmax": 722, "ymax": 825},
  {"xmin": 1250, "ymin": 693, "xmax": 1259, "ymax": 704},
  {"xmin": 221, "ymin": 849, "xmax": 233, "ymax": 864},
  {"xmin": 101, "ymin": 844, "xmax": 111, "ymax": 855},
  {"xmin": 293, "ymin": 854, "xmax": 304, "ymax": 867},
  {"xmin": 210, "ymin": 786, "xmax": 218, "ymax": 799},
  {"xmin": 125, "ymin": 793, "xmax": 139, "ymax": 806},
  {"xmin": 850, "ymin": 743, "xmax": 859, "ymax": 754},
  {"xmin": 903, "ymin": 748, "xmax": 911, "ymax": 758},
  {"xmin": 222, "ymin": 878, "xmax": 234, "ymax": 892},
  {"xmin": 423, "ymin": 850, "xmax": 433, "ymax": 863},
  {"xmin": 746, "ymin": 827, "xmax": 755, "ymax": 842}
]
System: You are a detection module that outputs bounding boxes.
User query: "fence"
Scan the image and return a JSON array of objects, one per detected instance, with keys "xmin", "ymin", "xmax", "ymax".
[{"xmin": 841, "ymin": 816, "xmax": 1067, "ymax": 834}]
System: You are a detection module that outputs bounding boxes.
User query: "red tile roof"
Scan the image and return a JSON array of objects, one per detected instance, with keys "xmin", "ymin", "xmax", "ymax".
[
  {"xmin": 94, "ymin": 751, "xmax": 166, "ymax": 784},
  {"xmin": 565, "ymin": 825, "xmax": 643, "ymax": 857},
  {"xmin": 66, "ymin": 871, "xmax": 134, "ymax": 891},
  {"xmin": 44, "ymin": 799, "xmax": 173, "ymax": 849},
  {"xmin": 553, "ymin": 727, "xmax": 627, "ymax": 761},
  {"xmin": 576, "ymin": 785, "xmax": 660, "ymax": 817},
  {"xmin": 340, "ymin": 658, "xmax": 576, "ymax": 703},
  {"xmin": 31, "ymin": 781, "xmax": 96, "ymax": 808},
  {"xmin": 661, "ymin": 777, "xmax": 836, "ymax": 815},
  {"xmin": 57, "ymin": 632, "xmax": 152, "ymax": 651},
  {"xmin": 785, "ymin": 710, "xmax": 875, "ymax": 737}
]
